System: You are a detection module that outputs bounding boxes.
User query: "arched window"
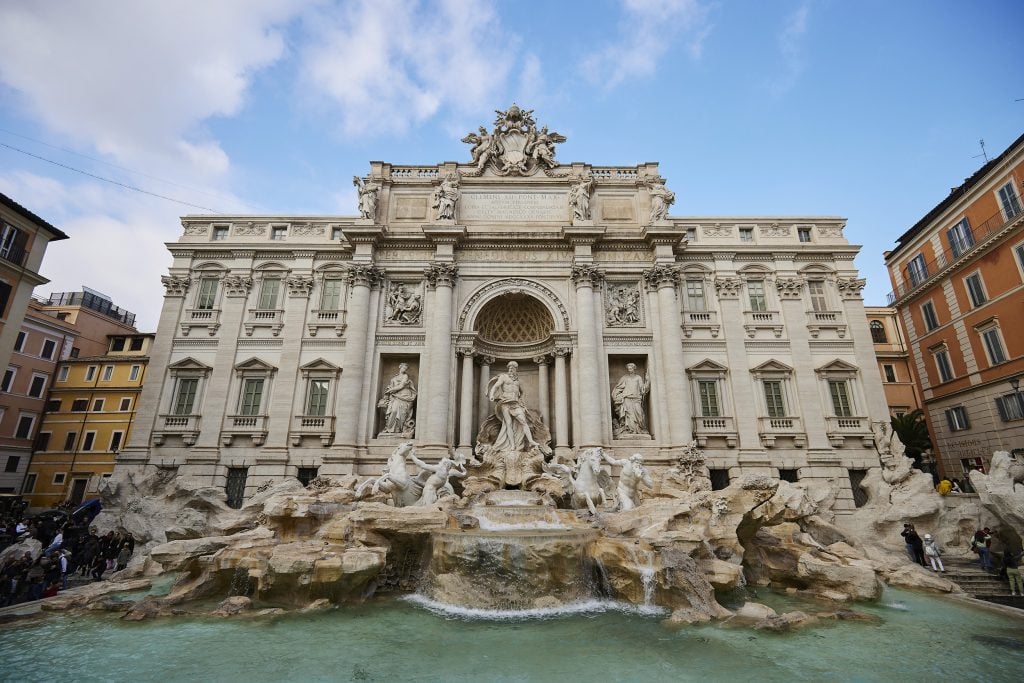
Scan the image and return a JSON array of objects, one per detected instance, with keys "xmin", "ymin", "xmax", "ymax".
[{"xmin": 870, "ymin": 320, "xmax": 887, "ymax": 344}]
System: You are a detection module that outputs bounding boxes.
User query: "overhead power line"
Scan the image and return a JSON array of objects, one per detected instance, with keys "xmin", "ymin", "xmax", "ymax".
[{"xmin": 0, "ymin": 141, "xmax": 223, "ymax": 213}]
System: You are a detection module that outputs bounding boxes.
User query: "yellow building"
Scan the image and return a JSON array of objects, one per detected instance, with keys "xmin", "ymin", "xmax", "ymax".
[{"xmin": 24, "ymin": 332, "xmax": 153, "ymax": 508}]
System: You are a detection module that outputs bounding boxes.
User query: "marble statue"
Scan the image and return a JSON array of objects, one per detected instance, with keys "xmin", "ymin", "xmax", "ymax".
[
  {"xmin": 568, "ymin": 174, "xmax": 594, "ymax": 222},
  {"xmin": 352, "ymin": 175, "xmax": 380, "ymax": 221},
  {"xmin": 410, "ymin": 453, "xmax": 467, "ymax": 506},
  {"xmin": 661, "ymin": 441, "xmax": 712, "ymax": 496},
  {"xmin": 605, "ymin": 285, "xmax": 641, "ymax": 326},
  {"xmin": 355, "ymin": 441, "xmax": 422, "ymax": 507},
  {"xmin": 461, "ymin": 104, "xmax": 565, "ymax": 176},
  {"xmin": 385, "ymin": 284, "xmax": 422, "ymax": 325},
  {"xmin": 462, "ymin": 126, "xmax": 499, "ymax": 172},
  {"xmin": 489, "ymin": 361, "xmax": 541, "ymax": 453},
  {"xmin": 544, "ymin": 447, "xmax": 611, "ymax": 515},
  {"xmin": 431, "ymin": 172, "xmax": 460, "ymax": 221},
  {"xmin": 527, "ymin": 126, "xmax": 563, "ymax": 169},
  {"xmin": 647, "ymin": 177, "xmax": 675, "ymax": 223},
  {"xmin": 377, "ymin": 363, "xmax": 417, "ymax": 437},
  {"xmin": 603, "ymin": 452, "xmax": 654, "ymax": 511},
  {"xmin": 872, "ymin": 420, "xmax": 913, "ymax": 486},
  {"xmin": 612, "ymin": 363, "xmax": 650, "ymax": 437}
]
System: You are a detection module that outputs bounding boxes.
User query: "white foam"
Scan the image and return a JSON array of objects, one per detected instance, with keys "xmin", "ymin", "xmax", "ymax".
[
  {"xmin": 882, "ymin": 601, "xmax": 910, "ymax": 611},
  {"xmin": 474, "ymin": 518, "xmax": 570, "ymax": 531},
  {"xmin": 403, "ymin": 594, "xmax": 667, "ymax": 620}
]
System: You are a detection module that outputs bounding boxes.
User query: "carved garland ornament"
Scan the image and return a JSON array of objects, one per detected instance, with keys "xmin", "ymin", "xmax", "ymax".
[
  {"xmin": 458, "ymin": 278, "xmax": 570, "ymax": 331},
  {"xmin": 642, "ymin": 265, "xmax": 679, "ymax": 289},
  {"xmin": 775, "ymin": 276, "xmax": 805, "ymax": 299},
  {"xmin": 346, "ymin": 265, "xmax": 383, "ymax": 288},
  {"xmin": 570, "ymin": 264, "xmax": 605, "ymax": 287},
  {"xmin": 704, "ymin": 224, "xmax": 733, "ymax": 238},
  {"xmin": 161, "ymin": 275, "xmax": 191, "ymax": 297},
  {"xmin": 221, "ymin": 274, "xmax": 253, "ymax": 297},
  {"xmin": 285, "ymin": 275, "xmax": 315, "ymax": 297},
  {"xmin": 835, "ymin": 277, "xmax": 867, "ymax": 299},
  {"xmin": 235, "ymin": 223, "xmax": 266, "ymax": 237},
  {"xmin": 713, "ymin": 277, "xmax": 743, "ymax": 298},
  {"xmin": 761, "ymin": 223, "xmax": 790, "ymax": 238},
  {"xmin": 424, "ymin": 263, "xmax": 459, "ymax": 288},
  {"xmin": 183, "ymin": 223, "xmax": 208, "ymax": 236}
]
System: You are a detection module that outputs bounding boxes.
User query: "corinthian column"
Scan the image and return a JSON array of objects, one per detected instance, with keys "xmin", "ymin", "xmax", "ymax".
[
  {"xmin": 421, "ymin": 263, "xmax": 458, "ymax": 453},
  {"xmin": 534, "ymin": 354, "xmax": 550, "ymax": 425},
  {"xmin": 553, "ymin": 346, "xmax": 571, "ymax": 458},
  {"xmin": 334, "ymin": 265, "xmax": 380, "ymax": 447},
  {"xmin": 457, "ymin": 347, "xmax": 476, "ymax": 455},
  {"xmin": 644, "ymin": 264, "xmax": 690, "ymax": 446},
  {"xmin": 571, "ymin": 264, "xmax": 604, "ymax": 447},
  {"xmin": 477, "ymin": 355, "xmax": 494, "ymax": 430}
]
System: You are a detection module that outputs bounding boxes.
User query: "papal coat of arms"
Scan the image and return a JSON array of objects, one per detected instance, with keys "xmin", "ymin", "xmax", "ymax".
[{"xmin": 461, "ymin": 103, "xmax": 567, "ymax": 176}]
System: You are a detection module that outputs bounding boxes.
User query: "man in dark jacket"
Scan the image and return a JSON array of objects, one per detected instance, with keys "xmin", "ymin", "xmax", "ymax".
[{"xmin": 902, "ymin": 524, "xmax": 926, "ymax": 566}]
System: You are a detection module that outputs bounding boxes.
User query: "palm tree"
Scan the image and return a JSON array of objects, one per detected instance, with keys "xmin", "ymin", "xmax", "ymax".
[{"xmin": 890, "ymin": 409, "xmax": 932, "ymax": 471}]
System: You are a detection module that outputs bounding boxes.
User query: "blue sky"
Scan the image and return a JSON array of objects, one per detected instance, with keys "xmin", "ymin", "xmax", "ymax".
[{"xmin": 0, "ymin": 0, "xmax": 1021, "ymax": 330}]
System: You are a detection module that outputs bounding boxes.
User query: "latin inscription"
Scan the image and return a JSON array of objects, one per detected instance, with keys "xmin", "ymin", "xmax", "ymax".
[{"xmin": 461, "ymin": 192, "xmax": 566, "ymax": 222}]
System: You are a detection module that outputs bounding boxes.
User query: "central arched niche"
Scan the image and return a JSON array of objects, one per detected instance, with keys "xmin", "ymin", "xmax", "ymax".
[{"xmin": 474, "ymin": 292, "xmax": 555, "ymax": 345}]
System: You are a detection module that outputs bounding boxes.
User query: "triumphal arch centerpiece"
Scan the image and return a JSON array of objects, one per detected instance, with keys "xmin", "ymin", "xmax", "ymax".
[{"xmin": 118, "ymin": 105, "xmax": 888, "ymax": 515}]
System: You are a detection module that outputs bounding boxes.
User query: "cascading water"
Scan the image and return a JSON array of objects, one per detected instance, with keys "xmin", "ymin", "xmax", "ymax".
[{"xmin": 639, "ymin": 551, "xmax": 656, "ymax": 607}]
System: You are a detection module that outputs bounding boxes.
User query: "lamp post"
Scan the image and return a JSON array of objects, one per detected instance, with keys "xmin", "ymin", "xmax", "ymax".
[{"xmin": 1011, "ymin": 376, "xmax": 1024, "ymax": 419}]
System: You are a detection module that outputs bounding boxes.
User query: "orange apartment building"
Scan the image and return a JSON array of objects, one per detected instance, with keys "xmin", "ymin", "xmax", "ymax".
[
  {"xmin": 864, "ymin": 306, "xmax": 923, "ymax": 418},
  {"xmin": 885, "ymin": 133, "xmax": 1024, "ymax": 476}
]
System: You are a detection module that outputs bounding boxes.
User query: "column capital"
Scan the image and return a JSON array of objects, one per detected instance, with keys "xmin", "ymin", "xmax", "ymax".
[
  {"xmin": 160, "ymin": 275, "xmax": 191, "ymax": 297},
  {"xmin": 221, "ymin": 274, "xmax": 253, "ymax": 297},
  {"xmin": 476, "ymin": 354, "xmax": 495, "ymax": 366},
  {"xmin": 713, "ymin": 276, "xmax": 743, "ymax": 299},
  {"xmin": 836, "ymin": 276, "xmax": 867, "ymax": 299},
  {"xmin": 346, "ymin": 264, "xmax": 383, "ymax": 288},
  {"xmin": 285, "ymin": 275, "xmax": 315, "ymax": 298},
  {"xmin": 552, "ymin": 346, "xmax": 572, "ymax": 358},
  {"xmin": 642, "ymin": 264, "xmax": 678, "ymax": 290},
  {"xmin": 425, "ymin": 262, "xmax": 459, "ymax": 289},
  {"xmin": 532, "ymin": 354, "xmax": 550, "ymax": 366},
  {"xmin": 570, "ymin": 264, "xmax": 604, "ymax": 287},
  {"xmin": 457, "ymin": 346, "xmax": 476, "ymax": 357}
]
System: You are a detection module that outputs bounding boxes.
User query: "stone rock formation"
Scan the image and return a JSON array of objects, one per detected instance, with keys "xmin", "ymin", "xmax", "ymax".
[{"xmin": 969, "ymin": 451, "xmax": 1024, "ymax": 536}]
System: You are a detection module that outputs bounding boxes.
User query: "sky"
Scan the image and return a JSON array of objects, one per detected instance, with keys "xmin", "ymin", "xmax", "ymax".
[{"xmin": 0, "ymin": 0, "xmax": 1022, "ymax": 331}]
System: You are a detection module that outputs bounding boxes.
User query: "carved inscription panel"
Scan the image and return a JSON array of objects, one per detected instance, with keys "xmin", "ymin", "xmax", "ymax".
[{"xmin": 460, "ymin": 191, "xmax": 567, "ymax": 223}]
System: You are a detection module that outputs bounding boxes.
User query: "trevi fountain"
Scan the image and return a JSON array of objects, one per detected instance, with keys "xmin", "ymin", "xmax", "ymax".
[{"xmin": 2, "ymin": 106, "xmax": 1023, "ymax": 681}]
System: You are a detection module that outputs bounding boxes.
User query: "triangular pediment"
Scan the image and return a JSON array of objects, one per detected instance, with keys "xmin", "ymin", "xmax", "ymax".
[
  {"xmin": 687, "ymin": 359, "xmax": 729, "ymax": 374},
  {"xmin": 815, "ymin": 359, "xmax": 859, "ymax": 373},
  {"xmin": 300, "ymin": 358, "xmax": 340, "ymax": 373},
  {"xmin": 750, "ymin": 359, "xmax": 794, "ymax": 373},
  {"xmin": 167, "ymin": 357, "xmax": 212, "ymax": 372},
  {"xmin": 234, "ymin": 357, "xmax": 277, "ymax": 372}
]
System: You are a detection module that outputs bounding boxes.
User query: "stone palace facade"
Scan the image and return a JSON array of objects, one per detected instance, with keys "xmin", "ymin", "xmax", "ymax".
[{"xmin": 117, "ymin": 106, "xmax": 887, "ymax": 513}]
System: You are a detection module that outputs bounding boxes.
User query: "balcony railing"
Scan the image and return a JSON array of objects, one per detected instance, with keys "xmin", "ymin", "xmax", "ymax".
[
  {"xmin": 758, "ymin": 416, "xmax": 806, "ymax": 448},
  {"xmin": 681, "ymin": 310, "xmax": 720, "ymax": 338},
  {"xmin": 222, "ymin": 414, "xmax": 269, "ymax": 446},
  {"xmin": 153, "ymin": 413, "xmax": 201, "ymax": 446},
  {"xmin": 244, "ymin": 309, "xmax": 285, "ymax": 336},
  {"xmin": 0, "ymin": 244, "xmax": 28, "ymax": 267},
  {"xmin": 743, "ymin": 310, "xmax": 783, "ymax": 338},
  {"xmin": 691, "ymin": 415, "xmax": 737, "ymax": 448},
  {"xmin": 806, "ymin": 310, "xmax": 847, "ymax": 339},
  {"xmin": 290, "ymin": 414, "xmax": 336, "ymax": 446},
  {"xmin": 825, "ymin": 415, "xmax": 873, "ymax": 448},
  {"xmin": 888, "ymin": 203, "xmax": 1023, "ymax": 304},
  {"xmin": 307, "ymin": 309, "xmax": 347, "ymax": 337},
  {"xmin": 181, "ymin": 308, "xmax": 221, "ymax": 336}
]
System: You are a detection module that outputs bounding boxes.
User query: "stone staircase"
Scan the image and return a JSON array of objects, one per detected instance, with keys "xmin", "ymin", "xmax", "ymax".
[{"xmin": 943, "ymin": 557, "xmax": 1024, "ymax": 609}]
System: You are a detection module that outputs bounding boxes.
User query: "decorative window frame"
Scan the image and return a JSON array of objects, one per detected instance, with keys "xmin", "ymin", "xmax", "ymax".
[
  {"xmin": 291, "ymin": 358, "xmax": 342, "ymax": 446},
  {"xmin": 815, "ymin": 359, "xmax": 872, "ymax": 447},
  {"xmin": 182, "ymin": 263, "xmax": 228, "ymax": 336},
  {"xmin": 750, "ymin": 359, "xmax": 806, "ymax": 448},
  {"xmin": 929, "ymin": 342, "xmax": 955, "ymax": 384},
  {"xmin": 221, "ymin": 357, "xmax": 277, "ymax": 446},
  {"xmin": 153, "ymin": 357, "xmax": 213, "ymax": 447},
  {"xmin": 963, "ymin": 269, "xmax": 988, "ymax": 309},
  {"xmin": 995, "ymin": 179, "xmax": 1023, "ymax": 221},
  {"xmin": 686, "ymin": 359, "xmax": 736, "ymax": 448},
  {"xmin": 308, "ymin": 265, "xmax": 349, "ymax": 337},
  {"xmin": 973, "ymin": 317, "xmax": 1008, "ymax": 367},
  {"xmin": 920, "ymin": 299, "xmax": 940, "ymax": 333},
  {"xmin": 739, "ymin": 266, "xmax": 783, "ymax": 338},
  {"xmin": 679, "ymin": 265, "xmax": 719, "ymax": 338},
  {"xmin": 245, "ymin": 263, "xmax": 291, "ymax": 336}
]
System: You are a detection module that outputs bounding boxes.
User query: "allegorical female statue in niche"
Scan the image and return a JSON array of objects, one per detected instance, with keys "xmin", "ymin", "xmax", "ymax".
[
  {"xmin": 612, "ymin": 363, "xmax": 650, "ymax": 437},
  {"xmin": 377, "ymin": 363, "xmax": 417, "ymax": 437}
]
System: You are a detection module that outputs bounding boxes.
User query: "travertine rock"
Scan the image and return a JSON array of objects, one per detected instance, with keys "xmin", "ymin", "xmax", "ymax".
[{"xmin": 969, "ymin": 451, "xmax": 1024, "ymax": 536}]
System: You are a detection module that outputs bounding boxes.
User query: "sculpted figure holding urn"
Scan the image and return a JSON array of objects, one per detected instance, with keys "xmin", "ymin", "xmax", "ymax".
[
  {"xmin": 377, "ymin": 363, "xmax": 417, "ymax": 437},
  {"xmin": 612, "ymin": 363, "xmax": 650, "ymax": 437}
]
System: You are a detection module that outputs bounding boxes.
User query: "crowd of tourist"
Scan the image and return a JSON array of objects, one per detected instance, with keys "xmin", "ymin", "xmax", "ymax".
[
  {"xmin": 0, "ymin": 511, "xmax": 135, "ymax": 606},
  {"xmin": 900, "ymin": 522, "xmax": 1024, "ymax": 596}
]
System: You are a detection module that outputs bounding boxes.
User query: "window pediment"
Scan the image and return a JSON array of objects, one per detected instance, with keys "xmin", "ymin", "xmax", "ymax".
[
  {"xmin": 815, "ymin": 359, "xmax": 859, "ymax": 376},
  {"xmin": 687, "ymin": 359, "xmax": 729, "ymax": 376},
  {"xmin": 300, "ymin": 358, "xmax": 341, "ymax": 378},
  {"xmin": 234, "ymin": 357, "xmax": 277, "ymax": 373},
  {"xmin": 750, "ymin": 359, "xmax": 793, "ymax": 375},
  {"xmin": 167, "ymin": 357, "xmax": 213, "ymax": 374}
]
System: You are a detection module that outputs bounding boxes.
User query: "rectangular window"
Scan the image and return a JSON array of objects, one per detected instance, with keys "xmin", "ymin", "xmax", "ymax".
[
  {"xmin": 212, "ymin": 226, "xmax": 229, "ymax": 241},
  {"xmin": 22, "ymin": 473, "xmax": 36, "ymax": 494},
  {"xmin": 685, "ymin": 227, "xmax": 697, "ymax": 242},
  {"xmin": 320, "ymin": 279, "xmax": 343, "ymax": 310},
  {"xmin": 0, "ymin": 223, "xmax": 24, "ymax": 262},
  {"xmin": 698, "ymin": 380, "xmax": 720, "ymax": 417},
  {"xmin": 15, "ymin": 414, "xmax": 34, "ymax": 439},
  {"xmin": 995, "ymin": 394, "xmax": 1024, "ymax": 422},
  {"xmin": 110, "ymin": 337, "xmax": 126, "ymax": 352},
  {"xmin": 102, "ymin": 365, "xmax": 113, "ymax": 381},
  {"xmin": 82, "ymin": 431, "xmax": 95, "ymax": 451},
  {"xmin": 45, "ymin": 399, "xmax": 61, "ymax": 412},
  {"xmin": 747, "ymin": 281, "xmax": 767, "ymax": 312},
  {"xmin": 709, "ymin": 469, "xmax": 731, "ymax": 491},
  {"xmin": 119, "ymin": 397, "xmax": 132, "ymax": 412},
  {"xmin": 798, "ymin": 227, "xmax": 812, "ymax": 243},
  {"xmin": 14, "ymin": 331, "xmax": 26, "ymax": 352},
  {"xmin": 34, "ymin": 431, "xmax": 50, "ymax": 451},
  {"xmin": 92, "ymin": 398, "xmax": 104, "ymax": 412},
  {"xmin": 129, "ymin": 337, "xmax": 144, "ymax": 351},
  {"xmin": 53, "ymin": 472, "xmax": 66, "ymax": 485},
  {"xmin": 129, "ymin": 365, "xmax": 141, "ymax": 381},
  {"xmin": 63, "ymin": 431, "xmax": 77, "ymax": 451},
  {"xmin": 907, "ymin": 254, "xmax": 928, "ymax": 286},
  {"xmin": 69, "ymin": 347, "xmax": 79, "ymax": 358},
  {"xmin": 1017, "ymin": 244, "xmax": 1024, "ymax": 275},
  {"xmin": 5, "ymin": 456, "xmax": 20, "ymax": 473},
  {"xmin": 58, "ymin": 366, "xmax": 69, "ymax": 382},
  {"xmin": 945, "ymin": 406, "xmax": 970, "ymax": 432},
  {"xmin": 1, "ymin": 368, "xmax": 12, "ymax": 392},
  {"xmin": 685, "ymin": 280, "xmax": 706, "ymax": 312},
  {"xmin": 965, "ymin": 273, "xmax": 986, "ymax": 308},
  {"xmin": 109, "ymin": 431, "xmax": 123, "ymax": 452},
  {"xmin": 41, "ymin": 339, "xmax": 56, "ymax": 360},
  {"xmin": 271, "ymin": 226, "xmax": 287, "ymax": 241},
  {"xmin": 172, "ymin": 378, "xmax": 198, "ymax": 415},
  {"xmin": 258, "ymin": 279, "xmax": 280, "ymax": 309},
  {"xmin": 763, "ymin": 381, "xmax": 786, "ymax": 417},
  {"xmin": 947, "ymin": 218, "xmax": 975, "ymax": 258},
  {"xmin": 883, "ymin": 364, "xmax": 896, "ymax": 383},
  {"xmin": 196, "ymin": 278, "xmax": 218, "ymax": 310},
  {"xmin": 85, "ymin": 366, "xmax": 97, "ymax": 381},
  {"xmin": 934, "ymin": 349, "xmax": 954, "ymax": 382},
  {"xmin": 828, "ymin": 380, "xmax": 853, "ymax": 417},
  {"xmin": 981, "ymin": 327, "xmax": 1007, "ymax": 365},
  {"xmin": 779, "ymin": 469, "xmax": 799, "ymax": 483},
  {"xmin": 71, "ymin": 399, "xmax": 88, "ymax": 412},
  {"xmin": 739, "ymin": 227, "xmax": 754, "ymax": 242},
  {"xmin": 225, "ymin": 467, "xmax": 248, "ymax": 509},
  {"xmin": 998, "ymin": 181, "xmax": 1022, "ymax": 219},
  {"xmin": 807, "ymin": 281, "xmax": 828, "ymax": 312},
  {"xmin": 239, "ymin": 378, "xmax": 264, "ymax": 416},
  {"xmin": 0, "ymin": 280, "xmax": 10, "ymax": 318},
  {"xmin": 28, "ymin": 374, "xmax": 46, "ymax": 398},
  {"xmin": 921, "ymin": 302, "xmax": 939, "ymax": 331},
  {"xmin": 306, "ymin": 379, "xmax": 330, "ymax": 416}
]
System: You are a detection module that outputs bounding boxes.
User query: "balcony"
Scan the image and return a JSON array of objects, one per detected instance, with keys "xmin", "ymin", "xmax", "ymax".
[
  {"xmin": 758, "ymin": 416, "xmax": 806, "ymax": 448},
  {"xmin": 290, "ymin": 415, "xmax": 336, "ymax": 446},
  {"xmin": 221, "ymin": 414, "xmax": 269, "ymax": 446},
  {"xmin": 806, "ymin": 310, "xmax": 847, "ymax": 339},
  {"xmin": 181, "ymin": 308, "xmax": 221, "ymax": 336},
  {"xmin": 244, "ymin": 309, "xmax": 284, "ymax": 336},
  {"xmin": 743, "ymin": 310, "xmax": 784, "ymax": 338},
  {"xmin": 43, "ymin": 290, "xmax": 136, "ymax": 326},
  {"xmin": 152, "ymin": 414, "xmax": 201, "ymax": 446},
  {"xmin": 691, "ymin": 415, "xmax": 737, "ymax": 448},
  {"xmin": 307, "ymin": 308, "xmax": 347, "ymax": 337},
  {"xmin": 681, "ymin": 310, "xmax": 720, "ymax": 338},
  {"xmin": 825, "ymin": 415, "xmax": 873, "ymax": 448}
]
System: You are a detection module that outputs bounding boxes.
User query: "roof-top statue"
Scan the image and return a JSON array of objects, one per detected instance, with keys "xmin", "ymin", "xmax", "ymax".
[{"xmin": 461, "ymin": 103, "xmax": 566, "ymax": 177}]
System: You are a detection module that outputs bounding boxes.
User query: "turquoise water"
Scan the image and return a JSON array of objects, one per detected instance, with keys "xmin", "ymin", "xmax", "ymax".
[{"xmin": 1, "ymin": 588, "xmax": 1021, "ymax": 682}]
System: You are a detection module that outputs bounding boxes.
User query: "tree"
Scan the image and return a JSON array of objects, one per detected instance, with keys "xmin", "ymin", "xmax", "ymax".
[{"xmin": 891, "ymin": 409, "xmax": 932, "ymax": 471}]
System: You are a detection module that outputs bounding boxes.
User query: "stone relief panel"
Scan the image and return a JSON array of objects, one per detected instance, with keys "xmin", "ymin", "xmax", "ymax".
[
  {"xmin": 703, "ymin": 224, "xmax": 733, "ymax": 238},
  {"xmin": 291, "ymin": 224, "xmax": 325, "ymax": 237},
  {"xmin": 604, "ymin": 282, "xmax": 643, "ymax": 327},
  {"xmin": 183, "ymin": 224, "xmax": 208, "ymax": 236},
  {"xmin": 383, "ymin": 281, "xmax": 424, "ymax": 326},
  {"xmin": 234, "ymin": 223, "xmax": 266, "ymax": 237},
  {"xmin": 760, "ymin": 223, "xmax": 790, "ymax": 238}
]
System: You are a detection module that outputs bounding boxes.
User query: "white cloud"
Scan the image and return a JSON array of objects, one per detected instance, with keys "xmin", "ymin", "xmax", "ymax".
[
  {"xmin": 0, "ymin": 0, "xmax": 304, "ymax": 174},
  {"xmin": 581, "ymin": 0, "xmax": 712, "ymax": 89},
  {"xmin": 766, "ymin": 1, "xmax": 812, "ymax": 98},
  {"xmin": 298, "ymin": 0, "xmax": 524, "ymax": 136}
]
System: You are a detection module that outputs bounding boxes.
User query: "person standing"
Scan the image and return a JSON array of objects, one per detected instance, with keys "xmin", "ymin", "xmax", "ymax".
[
  {"xmin": 900, "ymin": 524, "xmax": 917, "ymax": 563},
  {"xmin": 923, "ymin": 534, "xmax": 945, "ymax": 572},
  {"xmin": 1004, "ymin": 548, "xmax": 1023, "ymax": 596},
  {"xmin": 973, "ymin": 528, "xmax": 994, "ymax": 571},
  {"xmin": 902, "ymin": 524, "xmax": 926, "ymax": 566}
]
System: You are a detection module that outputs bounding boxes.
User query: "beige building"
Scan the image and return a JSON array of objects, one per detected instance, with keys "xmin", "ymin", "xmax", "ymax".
[{"xmin": 116, "ymin": 106, "xmax": 888, "ymax": 514}]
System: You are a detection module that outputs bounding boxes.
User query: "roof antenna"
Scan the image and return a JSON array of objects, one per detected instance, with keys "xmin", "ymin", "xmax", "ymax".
[{"xmin": 973, "ymin": 139, "xmax": 989, "ymax": 163}]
